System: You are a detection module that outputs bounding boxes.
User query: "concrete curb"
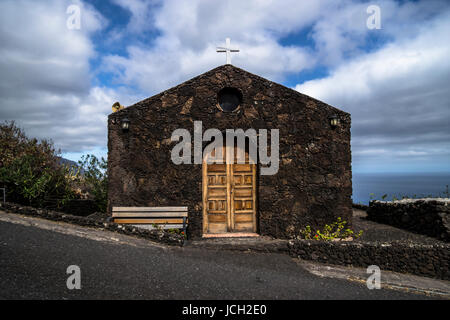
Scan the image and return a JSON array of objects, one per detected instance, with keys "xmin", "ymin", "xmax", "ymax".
[{"xmin": 296, "ymin": 260, "xmax": 450, "ymax": 298}]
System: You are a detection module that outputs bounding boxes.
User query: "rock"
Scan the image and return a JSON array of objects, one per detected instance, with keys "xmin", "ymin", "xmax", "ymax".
[{"xmin": 367, "ymin": 199, "xmax": 450, "ymax": 241}]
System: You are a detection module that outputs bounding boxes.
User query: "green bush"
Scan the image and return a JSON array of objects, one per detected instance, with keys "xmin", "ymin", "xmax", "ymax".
[
  {"xmin": 0, "ymin": 121, "xmax": 109, "ymax": 212},
  {"xmin": 300, "ymin": 217, "xmax": 363, "ymax": 241},
  {"xmin": 77, "ymin": 154, "xmax": 108, "ymax": 213},
  {"xmin": 0, "ymin": 121, "xmax": 75, "ymax": 207}
]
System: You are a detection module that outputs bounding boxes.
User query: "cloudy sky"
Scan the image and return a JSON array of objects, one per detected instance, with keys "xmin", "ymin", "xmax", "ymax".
[{"xmin": 0, "ymin": 0, "xmax": 449, "ymax": 173}]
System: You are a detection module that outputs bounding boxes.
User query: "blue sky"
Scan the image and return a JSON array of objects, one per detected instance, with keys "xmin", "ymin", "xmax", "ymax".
[{"xmin": 0, "ymin": 0, "xmax": 449, "ymax": 174}]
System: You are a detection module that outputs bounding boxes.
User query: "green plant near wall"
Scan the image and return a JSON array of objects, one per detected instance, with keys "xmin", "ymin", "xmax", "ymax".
[
  {"xmin": 0, "ymin": 136, "xmax": 76, "ymax": 208},
  {"xmin": 300, "ymin": 217, "xmax": 363, "ymax": 241},
  {"xmin": 167, "ymin": 228, "xmax": 187, "ymax": 238},
  {"xmin": 10, "ymin": 157, "xmax": 74, "ymax": 207},
  {"xmin": 77, "ymin": 154, "xmax": 108, "ymax": 213},
  {"xmin": 0, "ymin": 121, "xmax": 112, "ymax": 211}
]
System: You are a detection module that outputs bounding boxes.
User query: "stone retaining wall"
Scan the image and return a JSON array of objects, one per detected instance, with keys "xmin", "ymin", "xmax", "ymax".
[
  {"xmin": 352, "ymin": 203, "xmax": 369, "ymax": 210},
  {"xmin": 0, "ymin": 202, "xmax": 184, "ymax": 246},
  {"xmin": 59, "ymin": 199, "xmax": 98, "ymax": 217},
  {"xmin": 367, "ymin": 199, "xmax": 450, "ymax": 241},
  {"xmin": 287, "ymin": 240, "xmax": 450, "ymax": 280}
]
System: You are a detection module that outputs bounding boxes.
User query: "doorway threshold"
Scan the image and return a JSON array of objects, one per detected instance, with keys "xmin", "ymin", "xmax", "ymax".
[{"xmin": 202, "ymin": 233, "xmax": 259, "ymax": 238}]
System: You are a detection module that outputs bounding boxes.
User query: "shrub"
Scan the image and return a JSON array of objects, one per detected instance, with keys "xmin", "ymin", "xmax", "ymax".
[
  {"xmin": 77, "ymin": 154, "xmax": 108, "ymax": 213},
  {"xmin": 0, "ymin": 121, "xmax": 110, "ymax": 212},
  {"xmin": 300, "ymin": 217, "xmax": 363, "ymax": 241},
  {"xmin": 0, "ymin": 121, "xmax": 75, "ymax": 207}
]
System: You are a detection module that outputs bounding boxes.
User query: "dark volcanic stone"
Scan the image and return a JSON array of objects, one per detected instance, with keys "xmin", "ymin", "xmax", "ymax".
[
  {"xmin": 367, "ymin": 199, "xmax": 450, "ymax": 242},
  {"xmin": 107, "ymin": 65, "xmax": 352, "ymax": 239}
]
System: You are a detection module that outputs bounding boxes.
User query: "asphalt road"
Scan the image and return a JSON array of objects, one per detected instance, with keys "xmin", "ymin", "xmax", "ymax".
[{"xmin": 0, "ymin": 219, "xmax": 436, "ymax": 300}]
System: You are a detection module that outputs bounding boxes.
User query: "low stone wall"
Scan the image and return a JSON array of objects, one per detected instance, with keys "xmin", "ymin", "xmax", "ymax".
[
  {"xmin": 367, "ymin": 199, "xmax": 450, "ymax": 241},
  {"xmin": 0, "ymin": 202, "xmax": 184, "ymax": 246},
  {"xmin": 59, "ymin": 199, "xmax": 98, "ymax": 217},
  {"xmin": 288, "ymin": 240, "xmax": 450, "ymax": 280},
  {"xmin": 352, "ymin": 203, "xmax": 369, "ymax": 210}
]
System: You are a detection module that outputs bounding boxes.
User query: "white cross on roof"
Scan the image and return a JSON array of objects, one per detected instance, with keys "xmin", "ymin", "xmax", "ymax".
[{"xmin": 216, "ymin": 38, "xmax": 239, "ymax": 65}]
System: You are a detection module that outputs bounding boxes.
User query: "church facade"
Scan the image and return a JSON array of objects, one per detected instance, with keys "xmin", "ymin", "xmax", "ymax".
[{"xmin": 107, "ymin": 65, "xmax": 352, "ymax": 239}]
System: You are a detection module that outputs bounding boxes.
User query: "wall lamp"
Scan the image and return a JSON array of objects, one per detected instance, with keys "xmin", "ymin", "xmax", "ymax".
[
  {"xmin": 121, "ymin": 117, "xmax": 130, "ymax": 132},
  {"xmin": 329, "ymin": 115, "xmax": 340, "ymax": 129}
]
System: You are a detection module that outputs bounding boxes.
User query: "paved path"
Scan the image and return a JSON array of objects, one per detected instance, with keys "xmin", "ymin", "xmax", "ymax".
[{"xmin": 0, "ymin": 212, "xmax": 443, "ymax": 300}]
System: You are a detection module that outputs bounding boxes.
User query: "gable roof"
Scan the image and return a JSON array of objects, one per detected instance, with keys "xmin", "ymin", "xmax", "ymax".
[{"xmin": 110, "ymin": 64, "xmax": 348, "ymax": 117}]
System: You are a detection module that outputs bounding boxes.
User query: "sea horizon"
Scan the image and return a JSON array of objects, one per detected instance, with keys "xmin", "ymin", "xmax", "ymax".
[{"xmin": 352, "ymin": 172, "xmax": 450, "ymax": 205}]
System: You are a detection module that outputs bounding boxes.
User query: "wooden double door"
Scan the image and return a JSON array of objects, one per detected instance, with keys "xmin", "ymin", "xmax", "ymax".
[{"xmin": 202, "ymin": 147, "xmax": 257, "ymax": 234}]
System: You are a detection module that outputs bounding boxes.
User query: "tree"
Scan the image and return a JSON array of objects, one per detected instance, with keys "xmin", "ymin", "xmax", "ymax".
[
  {"xmin": 77, "ymin": 154, "xmax": 108, "ymax": 213},
  {"xmin": 0, "ymin": 121, "xmax": 75, "ymax": 207}
]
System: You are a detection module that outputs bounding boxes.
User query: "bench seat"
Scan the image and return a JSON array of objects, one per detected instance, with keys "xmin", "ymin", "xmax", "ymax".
[{"xmin": 112, "ymin": 207, "xmax": 188, "ymax": 233}]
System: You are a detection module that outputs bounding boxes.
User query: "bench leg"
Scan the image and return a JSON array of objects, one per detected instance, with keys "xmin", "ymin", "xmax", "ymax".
[{"xmin": 182, "ymin": 217, "xmax": 187, "ymax": 235}]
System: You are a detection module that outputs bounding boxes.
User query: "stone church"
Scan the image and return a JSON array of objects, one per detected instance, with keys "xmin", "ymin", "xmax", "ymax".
[{"xmin": 107, "ymin": 64, "xmax": 352, "ymax": 239}]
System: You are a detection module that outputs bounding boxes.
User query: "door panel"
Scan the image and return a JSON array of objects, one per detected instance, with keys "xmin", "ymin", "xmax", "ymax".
[
  {"xmin": 230, "ymin": 159, "xmax": 256, "ymax": 232},
  {"xmin": 203, "ymin": 157, "xmax": 228, "ymax": 233},
  {"xmin": 203, "ymin": 146, "xmax": 257, "ymax": 234}
]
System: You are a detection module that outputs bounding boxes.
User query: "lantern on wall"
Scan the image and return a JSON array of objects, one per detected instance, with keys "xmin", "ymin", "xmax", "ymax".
[
  {"xmin": 329, "ymin": 115, "xmax": 340, "ymax": 128},
  {"xmin": 121, "ymin": 118, "xmax": 130, "ymax": 132}
]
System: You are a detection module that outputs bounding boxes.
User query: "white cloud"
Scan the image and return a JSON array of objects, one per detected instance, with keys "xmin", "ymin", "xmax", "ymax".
[
  {"xmin": 111, "ymin": 0, "xmax": 158, "ymax": 33},
  {"xmin": 1, "ymin": 0, "xmax": 449, "ymax": 174},
  {"xmin": 100, "ymin": 0, "xmax": 335, "ymax": 93},
  {"xmin": 0, "ymin": 0, "xmax": 130, "ymax": 153},
  {"xmin": 102, "ymin": 38, "xmax": 314, "ymax": 95},
  {"xmin": 102, "ymin": 0, "xmax": 450, "ymax": 93},
  {"xmin": 296, "ymin": 10, "xmax": 450, "ymax": 171},
  {"xmin": 308, "ymin": 0, "xmax": 450, "ymax": 66}
]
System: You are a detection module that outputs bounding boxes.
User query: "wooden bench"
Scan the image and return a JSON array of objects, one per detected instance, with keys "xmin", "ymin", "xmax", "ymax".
[{"xmin": 112, "ymin": 207, "xmax": 188, "ymax": 233}]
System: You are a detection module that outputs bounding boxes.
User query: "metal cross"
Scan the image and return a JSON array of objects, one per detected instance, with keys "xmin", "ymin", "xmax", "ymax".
[{"xmin": 216, "ymin": 38, "xmax": 239, "ymax": 65}]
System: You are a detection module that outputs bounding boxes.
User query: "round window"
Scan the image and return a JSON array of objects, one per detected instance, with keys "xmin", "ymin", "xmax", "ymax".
[{"xmin": 217, "ymin": 87, "xmax": 242, "ymax": 112}]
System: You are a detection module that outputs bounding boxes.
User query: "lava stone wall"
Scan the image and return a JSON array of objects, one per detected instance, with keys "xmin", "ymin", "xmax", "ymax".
[
  {"xmin": 288, "ymin": 240, "xmax": 450, "ymax": 280},
  {"xmin": 60, "ymin": 199, "xmax": 98, "ymax": 217},
  {"xmin": 107, "ymin": 65, "xmax": 352, "ymax": 239},
  {"xmin": 367, "ymin": 199, "xmax": 450, "ymax": 242}
]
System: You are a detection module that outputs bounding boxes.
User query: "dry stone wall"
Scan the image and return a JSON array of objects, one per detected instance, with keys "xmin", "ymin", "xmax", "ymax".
[{"xmin": 367, "ymin": 199, "xmax": 450, "ymax": 242}]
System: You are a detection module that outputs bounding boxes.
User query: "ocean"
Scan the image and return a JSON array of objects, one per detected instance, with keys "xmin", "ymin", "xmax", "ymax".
[{"xmin": 352, "ymin": 172, "xmax": 450, "ymax": 205}]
